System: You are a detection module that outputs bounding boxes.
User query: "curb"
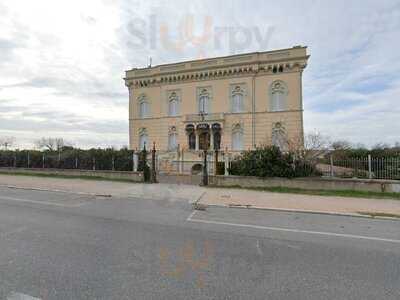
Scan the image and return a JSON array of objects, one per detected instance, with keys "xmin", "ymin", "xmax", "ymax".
[
  {"xmin": 202, "ymin": 203, "xmax": 400, "ymax": 221},
  {"xmin": 191, "ymin": 191, "xmax": 208, "ymax": 210},
  {"xmin": 0, "ymin": 184, "xmax": 198, "ymax": 202},
  {"xmin": 0, "ymin": 184, "xmax": 112, "ymax": 198},
  {"xmin": 189, "ymin": 191, "xmax": 206, "ymax": 204}
]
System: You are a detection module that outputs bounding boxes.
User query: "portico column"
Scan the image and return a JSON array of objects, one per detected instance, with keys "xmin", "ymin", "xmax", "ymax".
[
  {"xmin": 195, "ymin": 131, "xmax": 199, "ymax": 151},
  {"xmin": 219, "ymin": 126, "xmax": 224, "ymax": 150}
]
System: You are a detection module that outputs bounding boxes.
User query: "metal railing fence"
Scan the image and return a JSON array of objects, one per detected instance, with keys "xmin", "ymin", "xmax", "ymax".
[
  {"xmin": 1, "ymin": 149, "xmax": 399, "ymax": 180},
  {"xmin": 318, "ymin": 155, "xmax": 400, "ymax": 180}
]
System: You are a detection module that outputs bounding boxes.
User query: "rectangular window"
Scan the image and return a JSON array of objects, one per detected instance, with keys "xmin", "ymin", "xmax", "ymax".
[
  {"xmin": 139, "ymin": 102, "xmax": 149, "ymax": 118},
  {"xmin": 139, "ymin": 134, "xmax": 148, "ymax": 150},
  {"xmin": 232, "ymin": 94, "xmax": 244, "ymax": 113},
  {"xmin": 199, "ymin": 96, "xmax": 208, "ymax": 114},
  {"xmin": 197, "ymin": 87, "xmax": 211, "ymax": 114},
  {"xmin": 169, "ymin": 100, "xmax": 178, "ymax": 116},
  {"xmin": 232, "ymin": 131, "xmax": 243, "ymax": 150},
  {"xmin": 168, "ymin": 133, "xmax": 177, "ymax": 150}
]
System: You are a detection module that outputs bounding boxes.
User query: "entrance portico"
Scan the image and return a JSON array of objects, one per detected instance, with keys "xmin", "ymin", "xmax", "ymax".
[{"xmin": 186, "ymin": 122, "xmax": 222, "ymax": 151}]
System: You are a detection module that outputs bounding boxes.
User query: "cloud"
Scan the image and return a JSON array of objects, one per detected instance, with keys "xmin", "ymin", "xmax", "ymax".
[{"xmin": 0, "ymin": 0, "xmax": 399, "ymax": 149}]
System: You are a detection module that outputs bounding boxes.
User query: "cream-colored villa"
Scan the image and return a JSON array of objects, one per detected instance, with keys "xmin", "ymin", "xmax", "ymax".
[{"xmin": 124, "ymin": 46, "xmax": 309, "ymax": 160}]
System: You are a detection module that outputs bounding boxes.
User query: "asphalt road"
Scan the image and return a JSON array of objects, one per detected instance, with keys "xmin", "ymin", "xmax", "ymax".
[{"xmin": 0, "ymin": 186, "xmax": 399, "ymax": 300}]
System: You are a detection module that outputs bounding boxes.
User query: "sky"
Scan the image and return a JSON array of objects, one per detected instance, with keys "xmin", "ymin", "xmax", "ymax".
[{"xmin": 0, "ymin": 0, "xmax": 399, "ymax": 149}]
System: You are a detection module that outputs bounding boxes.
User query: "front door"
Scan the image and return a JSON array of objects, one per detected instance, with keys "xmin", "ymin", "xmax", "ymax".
[{"xmin": 199, "ymin": 132, "xmax": 210, "ymax": 150}]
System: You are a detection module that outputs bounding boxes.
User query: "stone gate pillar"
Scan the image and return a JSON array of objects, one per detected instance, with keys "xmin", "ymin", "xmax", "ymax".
[
  {"xmin": 133, "ymin": 152, "xmax": 139, "ymax": 172},
  {"xmin": 224, "ymin": 151, "xmax": 229, "ymax": 176}
]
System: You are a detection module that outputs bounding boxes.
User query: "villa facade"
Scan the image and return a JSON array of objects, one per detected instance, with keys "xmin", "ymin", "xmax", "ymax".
[{"xmin": 124, "ymin": 46, "xmax": 309, "ymax": 155}]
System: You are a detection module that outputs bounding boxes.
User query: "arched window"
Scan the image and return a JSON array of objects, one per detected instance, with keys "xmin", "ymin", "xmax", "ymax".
[
  {"xmin": 213, "ymin": 131, "xmax": 221, "ymax": 150},
  {"xmin": 198, "ymin": 88, "xmax": 210, "ymax": 114},
  {"xmin": 231, "ymin": 85, "xmax": 244, "ymax": 113},
  {"xmin": 212, "ymin": 123, "xmax": 222, "ymax": 150},
  {"xmin": 186, "ymin": 124, "xmax": 196, "ymax": 150},
  {"xmin": 272, "ymin": 122, "xmax": 288, "ymax": 152},
  {"xmin": 232, "ymin": 124, "xmax": 244, "ymax": 151},
  {"xmin": 138, "ymin": 129, "xmax": 148, "ymax": 150},
  {"xmin": 168, "ymin": 92, "xmax": 179, "ymax": 116},
  {"xmin": 188, "ymin": 132, "xmax": 196, "ymax": 150},
  {"xmin": 138, "ymin": 94, "xmax": 150, "ymax": 118},
  {"xmin": 269, "ymin": 80, "xmax": 288, "ymax": 112}
]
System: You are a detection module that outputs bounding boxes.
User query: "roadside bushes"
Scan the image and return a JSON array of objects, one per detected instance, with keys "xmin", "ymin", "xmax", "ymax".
[
  {"xmin": 330, "ymin": 146, "xmax": 400, "ymax": 160},
  {"xmin": 228, "ymin": 146, "xmax": 320, "ymax": 178},
  {"xmin": 0, "ymin": 148, "xmax": 135, "ymax": 171},
  {"xmin": 137, "ymin": 148, "xmax": 150, "ymax": 181},
  {"xmin": 216, "ymin": 162, "xmax": 225, "ymax": 175}
]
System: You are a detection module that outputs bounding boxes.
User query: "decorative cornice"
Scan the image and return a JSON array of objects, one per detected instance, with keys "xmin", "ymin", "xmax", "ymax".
[
  {"xmin": 129, "ymin": 109, "xmax": 303, "ymax": 121},
  {"xmin": 126, "ymin": 61, "xmax": 308, "ymax": 89},
  {"xmin": 124, "ymin": 46, "xmax": 309, "ymax": 89}
]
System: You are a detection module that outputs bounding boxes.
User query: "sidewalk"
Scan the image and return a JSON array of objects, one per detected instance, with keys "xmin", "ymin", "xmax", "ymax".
[
  {"xmin": 0, "ymin": 174, "xmax": 206, "ymax": 203},
  {"xmin": 199, "ymin": 188, "xmax": 400, "ymax": 218},
  {"xmin": 0, "ymin": 174, "xmax": 399, "ymax": 218}
]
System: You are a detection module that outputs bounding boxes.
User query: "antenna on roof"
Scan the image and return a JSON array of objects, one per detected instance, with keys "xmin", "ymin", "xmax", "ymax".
[{"xmin": 148, "ymin": 57, "xmax": 152, "ymax": 68}]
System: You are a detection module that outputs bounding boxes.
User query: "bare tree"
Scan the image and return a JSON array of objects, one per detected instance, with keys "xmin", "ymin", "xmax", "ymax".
[
  {"xmin": 0, "ymin": 136, "xmax": 16, "ymax": 150},
  {"xmin": 354, "ymin": 142, "xmax": 367, "ymax": 149},
  {"xmin": 303, "ymin": 131, "xmax": 331, "ymax": 160},
  {"xmin": 305, "ymin": 132, "xmax": 330, "ymax": 151},
  {"xmin": 331, "ymin": 140, "xmax": 352, "ymax": 151},
  {"xmin": 55, "ymin": 138, "xmax": 66, "ymax": 150},
  {"xmin": 372, "ymin": 142, "xmax": 390, "ymax": 150},
  {"xmin": 288, "ymin": 131, "xmax": 330, "ymax": 160},
  {"xmin": 34, "ymin": 137, "xmax": 69, "ymax": 151}
]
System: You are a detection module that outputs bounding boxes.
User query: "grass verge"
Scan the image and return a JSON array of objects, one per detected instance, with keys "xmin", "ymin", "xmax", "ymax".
[
  {"xmin": 208, "ymin": 185, "xmax": 400, "ymax": 200},
  {"xmin": 0, "ymin": 171, "xmax": 142, "ymax": 183}
]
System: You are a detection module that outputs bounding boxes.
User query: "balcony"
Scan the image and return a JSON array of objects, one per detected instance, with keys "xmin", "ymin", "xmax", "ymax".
[{"xmin": 183, "ymin": 113, "xmax": 225, "ymax": 123}]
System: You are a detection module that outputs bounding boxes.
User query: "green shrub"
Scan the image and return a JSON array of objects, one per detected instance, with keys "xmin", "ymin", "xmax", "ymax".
[
  {"xmin": 137, "ymin": 148, "xmax": 150, "ymax": 181},
  {"xmin": 228, "ymin": 146, "xmax": 319, "ymax": 178},
  {"xmin": 216, "ymin": 162, "xmax": 225, "ymax": 175}
]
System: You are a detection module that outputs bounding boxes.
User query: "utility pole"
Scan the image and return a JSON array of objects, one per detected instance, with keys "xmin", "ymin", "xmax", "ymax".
[
  {"xmin": 202, "ymin": 149, "xmax": 208, "ymax": 186},
  {"xmin": 151, "ymin": 142, "xmax": 157, "ymax": 183},
  {"xmin": 58, "ymin": 150, "xmax": 61, "ymax": 169},
  {"xmin": 214, "ymin": 148, "xmax": 219, "ymax": 175}
]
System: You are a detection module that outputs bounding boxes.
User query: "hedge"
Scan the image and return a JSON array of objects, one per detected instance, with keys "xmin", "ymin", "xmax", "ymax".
[{"xmin": 0, "ymin": 148, "xmax": 137, "ymax": 171}]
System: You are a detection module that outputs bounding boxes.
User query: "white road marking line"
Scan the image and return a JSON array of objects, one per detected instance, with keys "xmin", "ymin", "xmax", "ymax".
[
  {"xmin": 0, "ymin": 226, "xmax": 27, "ymax": 239},
  {"xmin": 0, "ymin": 196, "xmax": 85, "ymax": 207},
  {"xmin": 186, "ymin": 210, "xmax": 197, "ymax": 221},
  {"xmin": 7, "ymin": 292, "xmax": 42, "ymax": 300},
  {"xmin": 271, "ymin": 239, "xmax": 302, "ymax": 250},
  {"xmin": 256, "ymin": 240, "xmax": 263, "ymax": 256},
  {"xmin": 188, "ymin": 216, "xmax": 400, "ymax": 244}
]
